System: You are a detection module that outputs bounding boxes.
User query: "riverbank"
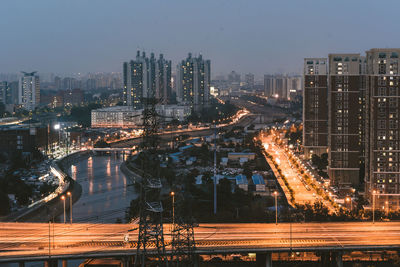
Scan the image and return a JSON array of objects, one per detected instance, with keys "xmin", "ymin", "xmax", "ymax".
[{"xmin": 1, "ymin": 151, "xmax": 91, "ymax": 222}]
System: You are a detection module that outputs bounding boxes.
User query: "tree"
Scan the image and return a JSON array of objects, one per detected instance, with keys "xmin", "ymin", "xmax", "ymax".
[
  {"xmin": 0, "ymin": 103, "xmax": 5, "ymax": 117},
  {"xmin": 0, "ymin": 191, "xmax": 10, "ymax": 216},
  {"xmin": 94, "ymin": 140, "xmax": 110, "ymax": 148}
]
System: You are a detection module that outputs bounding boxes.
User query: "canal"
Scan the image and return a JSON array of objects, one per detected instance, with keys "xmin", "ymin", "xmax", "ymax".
[{"xmin": 68, "ymin": 153, "xmax": 137, "ymax": 223}]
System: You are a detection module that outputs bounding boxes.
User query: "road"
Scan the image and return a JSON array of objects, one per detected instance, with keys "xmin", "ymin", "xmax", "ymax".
[
  {"xmin": 262, "ymin": 134, "xmax": 335, "ymax": 211},
  {"xmin": 1, "ymin": 221, "xmax": 400, "ymax": 262},
  {"xmin": 110, "ymin": 113, "xmax": 256, "ymax": 148}
]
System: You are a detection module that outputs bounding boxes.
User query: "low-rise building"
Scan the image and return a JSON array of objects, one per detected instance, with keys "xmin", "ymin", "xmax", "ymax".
[
  {"xmin": 252, "ymin": 174, "xmax": 266, "ymax": 193},
  {"xmin": 156, "ymin": 105, "xmax": 191, "ymax": 122},
  {"xmin": 228, "ymin": 152, "xmax": 256, "ymax": 161},
  {"xmin": 235, "ymin": 174, "xmax": 248, "ymax": 191},
  {"xmin": 91, "ymin": 104, "xmax": 191, "ymax": 128},
  {"xmin": 0, "ymin": 125, "xmax": 57, "ymax": 156},
  {"xmin": 91, "ymin": 106, "xmax": 142, "ymax": 128}
]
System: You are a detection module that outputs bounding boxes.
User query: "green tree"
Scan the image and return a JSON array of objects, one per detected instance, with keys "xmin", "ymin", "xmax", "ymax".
[{"xmin": 0, "ymin": 191, "xmax": 10, "ymax": 216}]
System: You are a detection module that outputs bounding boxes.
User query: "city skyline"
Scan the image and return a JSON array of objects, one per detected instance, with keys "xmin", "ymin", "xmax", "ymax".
[{"xmin": 1, "ymin": 0, "xmax": 399, "ymax": 76}]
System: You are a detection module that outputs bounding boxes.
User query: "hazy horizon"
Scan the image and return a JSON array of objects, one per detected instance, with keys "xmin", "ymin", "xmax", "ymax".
[{"xmin": 1, "ymin": 0, "xmax": 399, "ymax": 76}]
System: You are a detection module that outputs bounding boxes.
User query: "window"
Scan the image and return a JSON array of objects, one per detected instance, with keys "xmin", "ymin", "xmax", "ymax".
[
  {"xmin": 378, "ymin": 77, "xmax": 386, "ymax": 86},
  {"xmin": 378, "ymin": 120, "xmax": 386, "ymax": 129}
]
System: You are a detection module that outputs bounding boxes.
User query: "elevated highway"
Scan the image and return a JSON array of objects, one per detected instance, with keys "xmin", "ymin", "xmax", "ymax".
[
  {"xmin": 109, "ymin": 114, "xmax": 256, "ymax": 148},
  {"xmin": 1, "ymin": 221, "xmax": 400, "ymax": 263}
]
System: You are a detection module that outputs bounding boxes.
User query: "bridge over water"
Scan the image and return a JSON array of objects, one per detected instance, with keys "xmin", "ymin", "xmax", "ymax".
[{"xmin": 1, "ymin": 221, "xmax": 400, "ymax": 266}]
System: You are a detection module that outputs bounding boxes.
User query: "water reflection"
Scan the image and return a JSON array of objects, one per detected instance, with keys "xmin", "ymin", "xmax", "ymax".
[
  {"xmin": 88, "ymin": 156, "xmax": 93, "ymax": 195},
  {"xmin": 68, "ymin": 154, "xmax": 138, "ymax": 223},
  {"xmin": 71, "ymin": 164, "xmax": 76, "ymax": 180}
]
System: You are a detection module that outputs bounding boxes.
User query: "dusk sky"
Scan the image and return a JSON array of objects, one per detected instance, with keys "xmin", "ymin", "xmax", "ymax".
[{"xmin": 1, "ymin": 0, "xmax": 399, "ymax": 78}]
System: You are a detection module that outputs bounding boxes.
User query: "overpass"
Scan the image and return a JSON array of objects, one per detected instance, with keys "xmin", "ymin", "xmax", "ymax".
[
  {"xmin": 109, "ymin": 113, "xmax": 256, "ymax": 148},
  {"xmin": 1, "ymin": 221, "xmax": 400, "ymax": 265}
]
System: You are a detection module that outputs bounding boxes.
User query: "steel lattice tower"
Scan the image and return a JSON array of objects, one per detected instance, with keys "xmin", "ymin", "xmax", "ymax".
[
  {"xmin": 135, "ymin": 96, "xmax": 168, "ymax": 266},
  {"xmin": 171, "ymin": 191, "xmax": 196, "ymax": 265}
]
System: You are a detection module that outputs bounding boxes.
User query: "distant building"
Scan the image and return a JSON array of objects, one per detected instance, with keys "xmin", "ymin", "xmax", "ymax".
[
  {"xmin": 156, "ymin": 54, "xmax": 172, "ymax": 104},
  {"xmin": 176, "ymin": 53, "xmax": 211, "ymax": 111},
  {"xmin": 123, "ymin": 51, "xmax": 172, "ymax": 109},
  {"xmin": 228, "ymin": 152, "xmax": 256, "ymax": 161},
  {"xmin": 0, "ymin": 81, "xmax": 17, "ymax": 112},
  {"xmin": 263, "ymin": 74, "xmax": 274, "ymax": 96},
  {"xmin": 263, "ymin": 74, "xmax": 301, "ymax": 100},
  {"xmin": 60, "ymin": 88, "xmax": 84, "ymax": 106},
  {"xmin": 244, "ymin": 73, "xmax": 255, "ymax": 88},
  {"xmin": 0, "ymin": 125, "xmax": 56, "ymax": 156},
  {"xmin": 91, "ymin": 106, "xmax": 142, "ymax": 128},
  {"xmin": 91, "ymin": 104, "xmax": 190, "ymax": 128},
  {"xmin": 19, "ymin": 72, "xmax": 40, "ymax": 111},
  {"xmin": 156, "ymin": 105, "xmax": 191, "ymax": 122}
]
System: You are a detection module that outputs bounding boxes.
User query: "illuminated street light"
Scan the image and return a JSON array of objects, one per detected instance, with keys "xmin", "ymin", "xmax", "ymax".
[
  {"xmin": 372, "ymin": 190, "xmax": 376, "ymax": 224},
  {"xmin": 345, "ymin": 196, "xmax": 352, "ymax": 211},
  {"xmin": 385, "ymin": 201, "xmax": 389, "ymax": 217},
  {"xmin": 61, "ymin": 195, "xmax": 66, "ymax": 224},
  {"xmin": 171, "ymin": 191, "xmax": 175, "ymax": 230}
]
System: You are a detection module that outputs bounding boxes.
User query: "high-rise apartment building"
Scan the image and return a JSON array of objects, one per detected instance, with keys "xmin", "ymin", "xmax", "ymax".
[
  {"xmin": 0, "ymin": 82, "xmax": 12, "ymax": 105},
  {"xmin": 263, "ymin": 74, "xmax": 301, "ymax": 100},
  {"xmin": 244, "ymin": 73, "xmax": 255, "ymax": 88},
  {"xmin": 365, "ymin": 48, "xmax": 400, "ymax": 209},
  {"xmin": 327, "ymin": 54, "xmax": 363, "ymax": 187},
  {"xmin": 305, "ymin": 48, "xmax": 400, "ymax": 210},
  {"xmin": 19, "ymin": 72, "xmax": 40, "ymax": 111},
  {"xmin": 264, "ymin": 75, "xmax": 274, "ymax": 97},
  {"xmin": 303, "ymin": 58, "xmax": 328, "ymax": 158},
  {"xmin": 176, "ymin": 53, "xmax": 211, "ymax": 111},
  {"xmin": 155, "ymin": 54, "xmax": 172, "ymax": 104},
  {"xmin": 123, "ymin": 51, "xmax": 172, "ymax": 109}
]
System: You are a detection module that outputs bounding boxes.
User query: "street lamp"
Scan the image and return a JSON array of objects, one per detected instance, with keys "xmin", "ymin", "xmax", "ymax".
[
  {"xmin": 67, "ymin": 192, "xmax": 72, "ymax": 224},
  {"xmin": 170, "ymin": 191, "xmax": 175, "ymax": 228},
  {"xmin": 345, "ymin": 196, "xmax": 352, "ymax": 211},
  {"xmin": 61, "ymin": 195, "xmax": 66, "ymax": 224},
  {"xmin": 273, "ymin": 191, "xmax": 278, "ymax": 225},
  {"xmin": 385, "ymin": 201, "xmax": 389, "ymax": 217},
  {"xmin": 372, "ymin": 190, "xmax": 376, "ymax": 224}
]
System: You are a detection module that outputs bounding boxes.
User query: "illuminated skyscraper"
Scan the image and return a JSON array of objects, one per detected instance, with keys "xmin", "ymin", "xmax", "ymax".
[
  {"xmin": 327, "ymin": 54, "xmax": 364, "ymax": 187},
  {"xmin": 156, "ymin": 54, "xmax": 172, "ymax": 104},
  {"xmin": 19, "ymin": 71, "xmax": 40, "ymax": 111},
  {"xmin": 365, "ymin": 48, "xmax": 400, "ymax": 209},
  {"xmin": 123, "ymin": 51, "xmax": 172, "ymax": 108},
  {"xmin": 303, "ymin": 58, "xmax": 328, "ymax": 158},
  {"xmin": 176, "ymin": 53, "xmax": 211, "ymax": 111}
]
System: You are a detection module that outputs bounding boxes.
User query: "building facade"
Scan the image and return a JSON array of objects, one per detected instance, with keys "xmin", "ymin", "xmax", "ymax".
[
  {"xmin": 304, "ymin": 48, "xmax": 400, "ymax": 210},
  {"xmin": 176, "ymin": 53, "xmax": 211, "ymax": 111},
  {"xmin": 155, "ymin": 54, "xmax": 172, "ymax": 104},
  {"xmin": 123, "ymin": 51, "xmax": 172, "ymax": 109},
  {"xmin": 19, "ymin": 72, "xmax": 40, "ymax": 111},
  {"xmin": 91, "ymin": 106, "xmax": 143, "ymax": 128},
  {"xmin": 303, "ymin": 58, "xmax": 328, "ymax": 158},
  {"xmin": 365, "ymin": 48, "xmax": 400, "ymax": 209},
  {"xmin": 327, "ymin": 54, "xmax": 363, "ymax": 187}
]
